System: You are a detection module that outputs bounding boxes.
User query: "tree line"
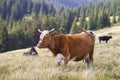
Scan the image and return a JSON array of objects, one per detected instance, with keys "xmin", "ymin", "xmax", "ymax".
[{"xmin": 0, "ymin": 0, "xmax": 120, "ymax": 52}]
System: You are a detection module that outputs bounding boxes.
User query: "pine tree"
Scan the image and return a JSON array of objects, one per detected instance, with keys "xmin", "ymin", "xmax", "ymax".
[
  {"xmin": 70, "ymin": 17, "xmax": 79, "ymax": 34},
  {"xmin": 58, "ymin": 12, "xmax": 67, "ymax": 34},
  {"xmin": 117, "ymin": 5, "xmax": 120, "ymax": 22},
  {"xmin": 88, "ymin": 14, "xmax": 97, "ymax": 30},
  {"xmin": 118, "ymin": 16, "xmax": 120, "ymax": 22},
  {"xmin": 0, "ymin": 17, "xmax": 9, "ymax": 52},
  {"xmin": 97, "ymin": 12, "xmax": 103, "ymax": 29},
  {"xmin": 112, "ymin": 12, "xmax": 117, "ymax": 24},
  {"xmin": 101, "ymin": 13, "xmax": 111, "ymax": 28},
  {"xmin": 79, "ymin": 13, "xmax": 88, "ymax": 29},
  {"xmin": 66, "ymin": 9, "xmax": 76, "ymax": 33}
]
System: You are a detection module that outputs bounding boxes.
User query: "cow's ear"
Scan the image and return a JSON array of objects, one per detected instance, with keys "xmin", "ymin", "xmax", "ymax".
[{"xmin": 49, "ymin": 31, "xmax": 57, "ymax": 36}]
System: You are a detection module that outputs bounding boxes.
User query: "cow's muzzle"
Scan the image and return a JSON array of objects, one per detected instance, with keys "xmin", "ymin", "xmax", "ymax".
[{"xmin": 37, "ymin": 41, "xmax": 43, "ymax": 48}]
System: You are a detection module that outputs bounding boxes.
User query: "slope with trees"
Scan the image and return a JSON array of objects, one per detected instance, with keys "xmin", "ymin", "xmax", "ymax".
[{"xmin": 0, "ymin": 0, "xmax": 120, "ymax": 52}]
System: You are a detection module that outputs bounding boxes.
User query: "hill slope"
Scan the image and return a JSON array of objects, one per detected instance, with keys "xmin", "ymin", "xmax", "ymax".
[{"xmin": 0, "ymin": 26, "xmax": 120, "ymax": 80}]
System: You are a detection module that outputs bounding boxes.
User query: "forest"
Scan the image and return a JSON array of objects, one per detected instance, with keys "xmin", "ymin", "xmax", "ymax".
[{"xmin": 0, "ymin": 0, "xmax": 120, "ymax": 52}]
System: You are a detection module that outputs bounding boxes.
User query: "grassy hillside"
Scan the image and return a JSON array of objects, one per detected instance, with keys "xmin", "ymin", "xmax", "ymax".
[{"xmin": 0, "ymin": 26, "xmax": 120, "ymax": 80}]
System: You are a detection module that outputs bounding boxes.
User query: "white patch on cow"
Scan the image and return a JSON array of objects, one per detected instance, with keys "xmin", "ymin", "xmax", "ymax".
[
  {"xmin": 70, "ymin": 56, "xmax": 76, "ymax": 61},
  {"xmin": 40, "ymin": 30, "xmax": 49, "ymax": 40},
  {"xmin": 89, "ymin": 60, "xmax": 93, "ymax": 70},
  {"xmin": 80, "ymin": 32, "xmax": 85, "ymax": 34},
  {"xmin": 80, "ymin": 30, "xmax": 96, "ymax": 38},
  {"xmin": 55, "ymin": 54, "xmax": 64, "ymax": 63},
  {"xmin": 87, "ymin": 30, "xmax": 96, "ymax": 37}
]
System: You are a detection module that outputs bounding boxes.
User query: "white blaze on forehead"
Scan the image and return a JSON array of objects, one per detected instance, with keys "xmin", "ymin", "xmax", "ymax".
[{"xmin": 40, "ymin": 30, "xmax": 49, "ymax": 40}]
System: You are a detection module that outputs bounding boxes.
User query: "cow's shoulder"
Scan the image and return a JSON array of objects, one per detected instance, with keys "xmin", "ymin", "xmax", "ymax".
[
  {"xmin": 54, "ymin": 34, "xmax": 69, "ymax": 48},
  {"xmin": 54, "ymin": 34, "xmax": 68, "ymax": 41}
]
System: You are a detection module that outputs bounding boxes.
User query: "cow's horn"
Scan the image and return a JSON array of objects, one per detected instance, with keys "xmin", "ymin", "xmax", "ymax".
[
  {"xmin": 38, "ymin": 29, "xmax": 42, "ymax": 33},
  {"xmin": 49, "ymin": 28, "xmax": 56, "ymax": 33}
]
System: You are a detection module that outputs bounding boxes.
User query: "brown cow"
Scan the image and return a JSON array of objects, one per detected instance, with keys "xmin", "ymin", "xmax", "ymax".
[{"xmin": 37, "ymin": 29, "xmax": 95, "ymax": 69}]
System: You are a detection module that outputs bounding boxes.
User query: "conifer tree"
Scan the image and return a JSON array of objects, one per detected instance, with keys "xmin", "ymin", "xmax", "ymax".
[
  {"xmin": 112, "ymin": 12, "xmax": 117, "ymax": 24},
  {"xmin": 88, "ymin": 13, "xmax": 97, "ymax": 30},
  {"xmin": 70, "ymin": 17, "xmax": 79, "ymax": 34},
  {"xmin": 117, "ymin": 5, "xmax": 120, "ymax": 22},
  {"xmin": 79, "ymin": 12, "xmax": 88, "ymax": 29},
  {"xmin": 0, "ymin": 17, "xmax": 8, "ymax": 52},
  {"xmin": 58, "ymin": 12, "xmax": 67, "ymax": 33},
  {"xmin": 101, "ymin": 13, "xmax": 111, "ymax": 28},
  {"xmin": 66, "ymin": 9, "xmax": 76, "ymax": 33}
]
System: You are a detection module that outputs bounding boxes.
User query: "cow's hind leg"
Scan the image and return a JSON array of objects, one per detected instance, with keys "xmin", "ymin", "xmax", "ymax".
[
  {"xmin": 84, "ymin": 54, "xmax": 90, "ymax": 69},
  {"xmin": 89, "ymin": 49, "xmax": 94, "ymax": 70},
  {"xmin": 85, "ymin": 57, "xmax": 93, "ymax": 70},
  {"xmin": 85, "ymin": 49, "xmax": 94, "ymax": 70}
]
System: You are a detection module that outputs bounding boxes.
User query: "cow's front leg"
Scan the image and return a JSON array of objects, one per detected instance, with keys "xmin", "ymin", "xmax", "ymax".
[
  {"xmin": 63, "ymin": 55, "xmax": 69, "ymax": 68},
  {"xmin": 55, "ymin": 54, "xmax": 63, "ymax": 67}
]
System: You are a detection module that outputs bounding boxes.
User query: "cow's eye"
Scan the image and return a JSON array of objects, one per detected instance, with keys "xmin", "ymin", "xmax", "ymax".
[{"xmin": 44, "ymin": 36, "xmax": 48, "ymax": 38}]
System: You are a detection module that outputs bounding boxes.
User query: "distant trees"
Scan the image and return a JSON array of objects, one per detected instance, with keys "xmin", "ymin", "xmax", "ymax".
[
  {"xmin": 79, "ymin": 12, "xmax": 88, "ymax": 29},
  {"xmin": 118, "ymin": 16, "xmax": 120, "ymax": 22},
  {"xmin": 0, "ymin": 17, "xmax": 8, "ymax": 52},
  {"xmin": 89, "ymin": 14, "xmax": 97, "ymax": 30},
  {"xmin": 118, "ymin": 4, "xmax": 120, "ymax": 22},
  {"xmin": 0, "ymin": 0, "xmax": 55, "ymax": 21},
  {"xmin": 100, "ymin": 13, "xmax": 111, "ymax": 28},
  {"xmin": 66, "ymin": 9, "xmax": 77, "ymax": 33},
  {"xmin": 70, "ymin": 17, "xmax": 79, "ymax": 34}
]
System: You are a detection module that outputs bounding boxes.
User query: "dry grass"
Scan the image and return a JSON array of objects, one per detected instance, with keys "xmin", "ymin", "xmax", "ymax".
[{"xmin": 0, "ymin": 26, "xmax": 120, "ymax": 80}]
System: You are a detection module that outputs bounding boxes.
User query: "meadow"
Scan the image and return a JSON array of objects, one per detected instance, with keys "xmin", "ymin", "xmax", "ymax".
[{"xmin": 0, "ymin": 26, "xmax": 120, "ymax": 80}]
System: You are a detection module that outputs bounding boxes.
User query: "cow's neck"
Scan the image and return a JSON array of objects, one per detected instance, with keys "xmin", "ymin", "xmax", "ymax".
[{"xmin": 48, "ymin": 36, "xmax": 60, "ymax": 56}]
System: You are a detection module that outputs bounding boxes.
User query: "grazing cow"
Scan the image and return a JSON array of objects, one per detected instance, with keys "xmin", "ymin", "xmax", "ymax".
[
  {"xmin": 99, "ymin": 36, "xmax": 112, "ymax": 43},
  {"xmin": 37, "ymin": 29, "xmax": 95, "ymax": 69},
  {"xmin": 23, "ymin": 47, "xmax": 38, "ymax": 56}
]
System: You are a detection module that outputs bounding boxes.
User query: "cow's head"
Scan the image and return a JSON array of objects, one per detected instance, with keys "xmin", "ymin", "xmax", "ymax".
[
  {"xmin": 109, "ymin": 36, "xmax": 112, "ymax": 39},
  {"xmin": 37, "ymin": 28, "xmax": 57, "ymax": 48}
]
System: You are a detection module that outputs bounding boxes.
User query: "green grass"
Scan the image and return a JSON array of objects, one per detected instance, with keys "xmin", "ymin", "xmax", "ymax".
[{"xmin": 0, "ymin": 26, "xmax": 120, "ymax": 80}]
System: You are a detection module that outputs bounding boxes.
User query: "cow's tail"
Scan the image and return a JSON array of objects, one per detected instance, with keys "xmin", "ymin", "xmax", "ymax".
[
  {"xmin": 78, "ymin": 26, "xmax": 95, "ymax": 38},
  {"xmin": 87, "ymin": 30, "xmax": 96, "ymax": 38}
]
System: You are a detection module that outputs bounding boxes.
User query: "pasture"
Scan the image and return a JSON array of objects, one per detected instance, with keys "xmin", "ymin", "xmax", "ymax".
[{"xmin": 0, "ymin": 26, "xmax": 120, "ymax": 80}]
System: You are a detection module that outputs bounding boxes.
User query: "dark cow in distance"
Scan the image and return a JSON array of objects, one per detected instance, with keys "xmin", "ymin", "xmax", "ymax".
[
  {"xmin": 99, "ymin": 35, "xmax": 112, "ymax": 43},
  {"xmin": 23, "ymin": 47, "xmax": 38, "ymax": 56},
  {"xmin": 37, "ymin": 29, "xmax": 96, "ymax": 69}
]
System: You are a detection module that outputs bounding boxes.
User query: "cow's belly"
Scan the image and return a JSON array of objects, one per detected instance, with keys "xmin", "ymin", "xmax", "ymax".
[
  {"xmin": 69, "ymin": 48, "xmax": 90, "ymax": 61},
  {"xmin": 73, "ymin": 57, "xmax": 84, "ymax": 61},
  {"xmin": 70, "ymin": 54, "xmax": 87, "ymax": 61}
]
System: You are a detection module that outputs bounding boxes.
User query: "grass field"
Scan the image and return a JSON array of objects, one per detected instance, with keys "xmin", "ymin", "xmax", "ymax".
[{"xmin": 0, "ymin": 26, "xmax": 120, "ymax": 80}]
